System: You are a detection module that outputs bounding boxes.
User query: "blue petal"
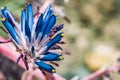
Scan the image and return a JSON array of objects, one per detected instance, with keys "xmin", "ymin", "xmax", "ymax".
[
  {"xmin": 40, "ymin": 4, "xmax": 53, "ymax": 35},
  {"xmin": 41, "ymin": 13, "xmax": 52, "ymax": 36},
  {"xmin": 35, "ymin": 14, "xmax": 43, "ymax": 39},
  {"xmin": 39, "ymin": 52, "xmax": 63, "ymax": 61},
  {"xmin": 27, "ymin": 3, "xmax": 33, "ymax": 32},
  {"xmin": 1, "ymin": 7, "xmax": 17, "ymax": 27},
  {"xmin": 1, "ymin": 7, "xmax": 7, "ymax": 19},
  {"xmin": 35, "ymin": 61, "xmax": 56, "ymax": 73},
  {"xmin": 42, "ymin": 15, "xmax": 56, "ymax": 37},
  {"xmin": 1, "ymin": 18, "xmax": 19, "ymax": 44},
  {"xmin": 25, "ymin": 20, "xmax": 31, "ymax": 42},
  {"xmin": 43, "ymin": 4, "xmax": 52, "ymax": 20},
  {"xmin": 43, "ymin": 9, "xmax": 52, "ymax": 23},
  {"xmin": 21, "ymin": 9, "xmax": 26, "ymax": 35},
  {"xmin": 44, "ymin": 32, "xmax": 64, "ymax": 51}
]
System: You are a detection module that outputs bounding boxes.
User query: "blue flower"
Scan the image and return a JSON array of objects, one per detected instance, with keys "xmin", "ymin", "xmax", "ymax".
[{"xmin": 0, "ymin": 3, "xmax": 65, "ymax": 73}]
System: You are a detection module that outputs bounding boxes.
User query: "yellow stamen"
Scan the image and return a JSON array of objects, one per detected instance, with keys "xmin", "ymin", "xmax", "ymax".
[
  {"xmin": 59, "ymin": 56, "xmax": 63, "ymax": 60},
  {"xmin": 1, "ymin": 17, "xmax": 5, "ymax": 21},
  {"xmin": 61, "ymin": 33, "xmax": 64, "ymax": 37},
  {"xmin": 52, "ymin": 69, "xmax": 56, "ymax": 73},
  {"xmin": 54, "ymin": 12, "xmax": 57, "ymax": 16}
]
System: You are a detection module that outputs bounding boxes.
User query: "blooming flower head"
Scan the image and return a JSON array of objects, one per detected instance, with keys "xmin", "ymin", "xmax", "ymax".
[{"xmin": 0, "ymin": 3, "xmax": 65, "ymax": 73}]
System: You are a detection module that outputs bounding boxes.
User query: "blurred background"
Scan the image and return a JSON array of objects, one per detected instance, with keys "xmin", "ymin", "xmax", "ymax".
[{"xmin": 0, "ymin": 0, "xmax": 120, "ymax": 80}]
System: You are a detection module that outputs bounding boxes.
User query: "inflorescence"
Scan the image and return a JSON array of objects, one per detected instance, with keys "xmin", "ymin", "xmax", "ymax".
[{"xmin": 0, "ymin": 3, "xmax": 65, "ymax": 73}]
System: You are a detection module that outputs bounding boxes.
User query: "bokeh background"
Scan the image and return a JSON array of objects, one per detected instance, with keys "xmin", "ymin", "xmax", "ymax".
[{"xmin": 0, "ymin": 0, "xmax": 120, "ymax": 80}]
